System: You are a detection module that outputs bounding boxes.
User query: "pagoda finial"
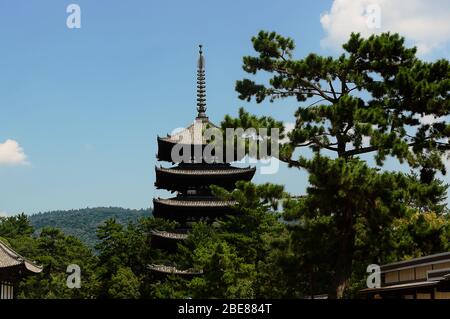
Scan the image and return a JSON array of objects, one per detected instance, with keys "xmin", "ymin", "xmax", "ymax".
[{"xmin": 196, "ymin": 44, "xmax": 207, "ymax": 118}]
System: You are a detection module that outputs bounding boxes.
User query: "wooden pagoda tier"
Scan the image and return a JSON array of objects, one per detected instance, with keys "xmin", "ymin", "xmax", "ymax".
[
  {"xmin": 150, "ymin": 229, "xmax": 189, "ymax": 240},
  {"xmin": 147, "ymin": 264, "xmax": 203, "ymax": 277},
  {"xmin": 153, "ymin": 197, "xmax": 238, "ymax": 222},
  {"xmin": 150, "ymin": 229, "xmax": 189, "ymax": 252},
  {"xmin": 157, "ymin": 114, "xmax": 217, "ymax": 163},
  {"xmin": 156, "ymin": 116, "xmax": 249, "ymax": 164},
  {"xmin": 155, "ymin": 163, "xmax": 256, "ymax": 193}
]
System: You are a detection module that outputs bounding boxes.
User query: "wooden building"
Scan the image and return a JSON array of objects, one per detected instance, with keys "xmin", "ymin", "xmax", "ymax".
[
  {"xmin": 360, "ymin": 252, "xmax": 450, "ymax": 299},
  {"xmin": 0, "ymin": 240, "xmax": 42, "ymax": 299},
  {"xmin": 148, "ymin": 46, "xmax": 256, "ymax": 275}
]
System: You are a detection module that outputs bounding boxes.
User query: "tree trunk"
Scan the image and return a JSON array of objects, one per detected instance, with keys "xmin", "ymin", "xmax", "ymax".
[
  {"xmin": 328, "ymin": 229, "xmax": 355, "ymax": 299},
  {"xmin": 309, "ymin": 268, "xmax": 315, "ymax": 299}
]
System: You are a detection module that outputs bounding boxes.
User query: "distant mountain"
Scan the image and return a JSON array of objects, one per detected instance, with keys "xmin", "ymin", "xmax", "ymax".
[{"xmin": 29, "ymin": 207, "xmax": 152, "ymax": 249}]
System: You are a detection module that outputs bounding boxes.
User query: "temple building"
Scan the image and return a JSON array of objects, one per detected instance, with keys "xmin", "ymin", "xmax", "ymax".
[
  {"xmin": 0, "ymin": 239, "xmax": 42, "ymax": 299},
  {"xmin": 148, "ymin": 46, "xmax": 256, "ymax": 275},
  {"xmin": 360, "ymin": 252, "xmax": 450, "ymax": 299}
]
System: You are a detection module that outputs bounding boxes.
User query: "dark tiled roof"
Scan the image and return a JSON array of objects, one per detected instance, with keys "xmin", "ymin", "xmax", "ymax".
[
  {"xmin": 381, "ymin": 252, "xmax": 450, "ymax": 272},
  {"xmin": 0, "ymin": 240, "xmax": 43, "ymax": 273},
  {"xmin": 147, "ymin": 264, "xmax": 203, "ymax": 275},
  {"xmin": 154, "ymin": 198, "xmax": 237, "ymax": 207},
  {"xmin": 360, "ymin": 280, "xmax": 438, "ymax": 293},
  {"xmin": 156, "ymin": 166, "xmax": 256, "ymax": 176},
  {"xmin": 150, "ymin": 230, "xmax": 189, "ymax": 240},
  {"xmin": 427, "ymin": 268, "xmax": 450, "ymax": 281}
]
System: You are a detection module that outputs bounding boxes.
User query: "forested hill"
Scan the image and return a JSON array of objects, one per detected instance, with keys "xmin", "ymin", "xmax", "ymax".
[{"xmin": 29, "ymin": 207, "xmax": 152, "ymax": 249}]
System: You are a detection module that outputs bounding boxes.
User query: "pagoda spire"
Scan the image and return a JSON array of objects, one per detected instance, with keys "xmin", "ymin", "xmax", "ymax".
[{"xmin": 196, "ymin": 45, "xmax": 207, "ymax": 118}]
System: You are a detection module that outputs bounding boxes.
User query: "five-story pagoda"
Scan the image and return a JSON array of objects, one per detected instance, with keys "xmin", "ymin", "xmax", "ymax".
[{"xmin": 148, "ymin": 46, "xmax": 256, "ymax": 275}]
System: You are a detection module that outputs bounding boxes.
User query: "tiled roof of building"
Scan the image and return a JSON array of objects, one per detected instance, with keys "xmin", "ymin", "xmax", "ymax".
[
  {"xmin": 150, "ymin": 230, "xmax": 189, "ymax": 240},
  {"xmin": 147, "ymin": 264, "xmax": 203, "ymax": 275},
  {"xmin": 0, "ymin": 240, "xmax": 43, "ymax": 274},
  {"xmin": 359, "ymin": 280, "xmax": 439, "ymax": 293},
  {"xmin": 154, "ymin": 198, "xmax": 237, "ymax": 207},
  {"xmin": 381, "ymin": 252, "xmax": 450, "ymax": 272},
  {"xmin": 158, "ymin": 118, "xmax": 221, "ymax": 145},
  {"xmin": 359, "ymin": 251, "xmax": 450, "ymax": 297},
  {"xmin": 156, "ymin": 166, "xmax": 256, "ymax": 176}
]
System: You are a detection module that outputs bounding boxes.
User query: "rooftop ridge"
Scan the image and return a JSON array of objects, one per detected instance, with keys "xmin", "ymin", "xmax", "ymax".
[
  {"xmin": 148, "ymin": 264, "xmax": 203, "ymax": 275},
  {"xmin": 381, "ymin": 251, "xmax": 450, "ymax": 271}
]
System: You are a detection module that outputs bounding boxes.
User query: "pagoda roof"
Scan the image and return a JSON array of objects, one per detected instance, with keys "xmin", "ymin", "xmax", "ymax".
[
  {"xmin": 150, "ymin": 229, "xmax": 189, "ymax": 240},
  {"xmin": 147, "ymin": 264, "xmax": 203, "ymax": 275},
  {"xmin": 156, "ymin": 118, "xmax": 247, "ymax": 163},
  {"xmin": 0, "ymin": 240, "xmax": 43, "ymax": 274},
  {"xmin": 156, "ymin": 165, "xmax": 256, "ymax": 176},
  {"xmin": 153, "ymin": 196, "xmax": 237, "ymax": 221},
  {"xmin": 154, "ymin": 197, "xmax": 237, "ymax": 207},
  {"xmin": 158, "ymin": 117, "xmax": 221, "ymax": 146}
]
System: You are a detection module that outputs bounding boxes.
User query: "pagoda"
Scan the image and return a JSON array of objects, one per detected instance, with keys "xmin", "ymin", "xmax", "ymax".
[{"xmin": 148, "ymin": 46, "xmax": 256, "ymax": 275}]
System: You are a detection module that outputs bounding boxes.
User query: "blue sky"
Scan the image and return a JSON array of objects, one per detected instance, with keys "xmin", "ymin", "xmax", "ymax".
[{"xmin": 0, "ymin": 0, "xmax": 449, "ymax": 215}]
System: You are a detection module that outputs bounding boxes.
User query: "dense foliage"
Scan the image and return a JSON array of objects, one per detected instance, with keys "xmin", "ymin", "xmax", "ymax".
[
  {"xmin": 0, "ymin": 214, "xmax": 98, "ymax": 298},
  {"xmin": 1, "ymin": 182, "xmax": 449, "ymax": 299},
  {"xmin": 29, "ymin": 207, "xmax": 151, "ymax": 249},
  {"xmin": 0, "ymin": 213, "xmax": 173, "ymax": 299}
]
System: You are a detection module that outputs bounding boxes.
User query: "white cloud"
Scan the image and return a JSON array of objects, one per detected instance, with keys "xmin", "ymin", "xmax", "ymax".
[
  {"xmin": 0, "ymin": 211, "xmax": 8, "ymax": 217},
  {"xmin": 418, "ymin": 115, "xmax": 447, "ymax": 125},
  {"xmin": 320, "ymin": 0, "xmax": 450, "ymax": 56},
  {"xmin": 281, "ymin": 122, "xmax": 295, "ymax": 144},
  {"xmin": 0, "ymin": 139, "xmax": 29, "ymax": 166}
]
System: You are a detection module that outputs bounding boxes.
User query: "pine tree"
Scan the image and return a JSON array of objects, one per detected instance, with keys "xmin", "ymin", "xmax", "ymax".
[{"xmin": 222, "ymin": 31, "xmax": 450, "ymax": 298}]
